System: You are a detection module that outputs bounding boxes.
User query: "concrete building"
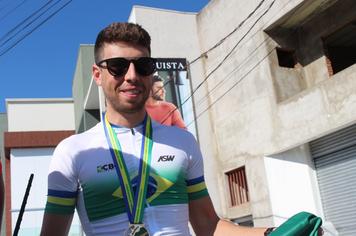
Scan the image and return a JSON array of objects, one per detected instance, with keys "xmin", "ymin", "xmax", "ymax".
[
  {"xmin": 127, "ymin": 0, "xmax": 355, "ymax": 235},
  {"xmin": 2, "ymin": 99, "xmax": 82, "ymax": 236}
]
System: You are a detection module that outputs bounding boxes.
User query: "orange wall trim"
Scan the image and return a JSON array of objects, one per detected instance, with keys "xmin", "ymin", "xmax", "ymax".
[{"xmin": 4, "ymin": 130, "xmax": 75, "ymax": 159}]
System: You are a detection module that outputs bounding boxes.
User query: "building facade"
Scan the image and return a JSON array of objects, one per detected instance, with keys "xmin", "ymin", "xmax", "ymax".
[
  {"xmin": 128, "ymin": 1, "xmax": 356, "ymax": 235},
  {"xmin": 2, "ymin": 99, "xmax": 82, "ymax": 236}
]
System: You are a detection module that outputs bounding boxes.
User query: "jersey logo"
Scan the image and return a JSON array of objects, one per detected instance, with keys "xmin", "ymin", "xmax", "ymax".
[
  {"xmin": 97, "ymin": 163, "xmax": 115, "ymax": 173},
  {"xmin": 158, "ymin": 155, "xmax": 175, "ymax": 162},
  {"xmin": 112, "ymin": 173, "xmax": 174, "ymax": 203}
]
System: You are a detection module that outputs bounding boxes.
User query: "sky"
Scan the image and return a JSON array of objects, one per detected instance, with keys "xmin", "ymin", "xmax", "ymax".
[{"xmin": 0, "ymin": 0, "xmax": 210, "ymax": 113}]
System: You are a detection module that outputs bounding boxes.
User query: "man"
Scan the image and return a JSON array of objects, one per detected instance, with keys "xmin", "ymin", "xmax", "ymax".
[
  {"xmin": 151, "ymin": 74, "xmax": 166, "ymax": 101},
  {"xmin": 40, "ymin": 22, "xmax": 268, "ymax": 236},
  {"xmin": 145, "ymin": 75, "xmax": 186, "ymax": 129}
]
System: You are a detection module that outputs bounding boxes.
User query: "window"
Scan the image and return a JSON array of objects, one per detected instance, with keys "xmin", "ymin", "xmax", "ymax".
[
  {"xmin": 232, "ymin": 215, "xmax": 254, "ymax": 227},
  {"xmin": 276, "ymin": 48, "xmax": 297, "ymax": 68},
  {"xmin": 324, "ymin": 21, "xmax": 356, "ymax": 75},
  {"xmin": 226, "ymin": 166, "xmax": 249, "ymax": 206}
]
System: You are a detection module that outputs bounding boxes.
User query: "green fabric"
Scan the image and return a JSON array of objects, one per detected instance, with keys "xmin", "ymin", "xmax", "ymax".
[{"xmin": 270, "ymin": 211, "xmax": 322, "ymax": 236}]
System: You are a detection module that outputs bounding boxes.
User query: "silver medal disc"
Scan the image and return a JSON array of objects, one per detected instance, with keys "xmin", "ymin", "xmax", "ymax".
[{"xmin": 124, "ymin": 224, "xmax": 149, "ymax": 236}]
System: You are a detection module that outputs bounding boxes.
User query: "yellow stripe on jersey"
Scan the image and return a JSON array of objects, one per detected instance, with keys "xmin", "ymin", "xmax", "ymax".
[
  {"xmin": 47, "ymin": 196, "xmax": 76, "ymax": 206},
  {"xmin": 187, "ymin": 181, "xmax": 207, "ymax": 193}
]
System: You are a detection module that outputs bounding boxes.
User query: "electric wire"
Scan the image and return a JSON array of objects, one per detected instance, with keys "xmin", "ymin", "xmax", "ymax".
[
  {"xmin": 0, "ymin": 0, "xmax": 64, "ymax": 50},
  {"xmin": 0, "ymin": 0, "xmax": 56, "ymax": 43},
  {"xmin": 189, "ymin": 0, "xmax": 266, "ymax": 66},
  {"xmin": 0, "ymin": 0, "xmax": 73, "ymax": 57},
  {"xmin": 186, "ymin": 44, "xmax": 275, "ymax": 127},
  {"xmin": 184, "ymin": 1, "xmax": 305, "ymax": 127},
  {"xmin": 0, "ymin": 0, "xmax": 28, "ymax": 23},
  {"xmin": 160, "ymin": 0, "xmax": 306, "ymax": 127},
  {"xmin": 190, "ymin": 0, "xmax": 304, "ymax": 114},
  {"xmin": 159, "ymin": 0, "xmax": 276, "ymax": 125}
]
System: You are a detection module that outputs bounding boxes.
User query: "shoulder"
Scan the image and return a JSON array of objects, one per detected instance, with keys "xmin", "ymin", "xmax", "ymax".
[
  {"xmin": 152, "ymin": 121, "xmax": 196, "ymax": 146},
  {"xmin": 160, "ymin": 101, "xmax": 177, "ymax": 109},
  {"xmin": 55, "ymin": 122, "xmax": 104, "ymax": 155}
]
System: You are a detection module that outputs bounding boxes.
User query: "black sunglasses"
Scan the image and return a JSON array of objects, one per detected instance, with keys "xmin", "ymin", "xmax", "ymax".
[{"xmin": 97, "ymin": 57, "xmax": 156, "ymax": 77}]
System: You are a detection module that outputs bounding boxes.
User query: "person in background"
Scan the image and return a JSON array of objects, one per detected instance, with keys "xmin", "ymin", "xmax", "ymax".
[{"xmin": 145, "ymin": 74, "xmax": 186, "ymax": 129}]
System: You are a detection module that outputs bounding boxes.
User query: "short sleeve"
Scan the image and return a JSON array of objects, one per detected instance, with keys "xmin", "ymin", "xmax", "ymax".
[
  {"xmin": 185, "ymin": 134, "xmax": 209, "ymax": 200},
  {"xmin": 171, "ymin": 109, "xmax": 187, "ymax": 129},
  {"xmin": 45, "ymin": 139, "xmax": 78, "ymax": 214}
]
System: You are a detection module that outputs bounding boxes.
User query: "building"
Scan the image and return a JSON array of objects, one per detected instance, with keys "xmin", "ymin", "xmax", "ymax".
[
  {"xmin": 2, "ymin": 99, "xmax": 82, "ymax": 236},
  {"xmin": 126, "ymin": 0, "xmax": 356, "ymax": 235}
]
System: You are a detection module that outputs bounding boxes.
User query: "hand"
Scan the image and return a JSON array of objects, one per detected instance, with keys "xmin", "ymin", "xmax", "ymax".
[{"xmin": 318, "ymin": 227, "xmax": 324, "ymax": 236}]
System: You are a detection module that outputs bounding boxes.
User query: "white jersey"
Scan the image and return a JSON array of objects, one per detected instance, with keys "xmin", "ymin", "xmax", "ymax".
[{"xmin": 45, "ymin": 120, "xmax": 208, "ymax": 236}]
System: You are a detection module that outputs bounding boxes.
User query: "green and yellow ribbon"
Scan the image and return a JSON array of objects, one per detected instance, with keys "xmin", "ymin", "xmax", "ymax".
[{"xmin": 103, "ymin": 113, "xmax": 153, "ymax": 224}]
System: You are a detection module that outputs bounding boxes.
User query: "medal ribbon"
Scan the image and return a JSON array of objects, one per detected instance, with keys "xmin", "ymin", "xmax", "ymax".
[{"xmin": 103, "ymin": 113, "xmax": 153, "ymax": 224}]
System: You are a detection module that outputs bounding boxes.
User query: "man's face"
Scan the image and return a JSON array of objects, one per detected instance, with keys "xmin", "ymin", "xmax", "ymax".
[
  {"xmin": 152, "ymin": 81, "xmax": 165, "ymax": 101},
  {"xmin": 93, "ymin": 42, "xmax": 153, "ymax": 114}
]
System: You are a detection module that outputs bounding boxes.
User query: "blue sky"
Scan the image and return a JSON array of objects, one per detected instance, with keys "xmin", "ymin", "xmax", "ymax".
[{"xmin": 0, "ymin": 0, "xmax": 210, "ymax": 113}]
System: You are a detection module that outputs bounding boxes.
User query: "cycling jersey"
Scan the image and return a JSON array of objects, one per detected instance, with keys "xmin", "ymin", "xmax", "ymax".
[{"xmin": 45, "ymin": 120, "xmax": 208, "ymax": 235}]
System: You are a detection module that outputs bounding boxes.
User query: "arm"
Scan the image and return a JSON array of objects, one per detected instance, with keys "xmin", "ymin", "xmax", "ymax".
[
  {"xmin": 189, "ymin": 196, "xmax": 267, "ymax": 236},
  {"xmin": 40, "ymin": 139, "xmax": 78, "ymax": 236},
  {"xmin": 40, "ymin": 213, "xmax": 73, "ymax": 236},
  {"xmin": 189, "ymin": 195, "xmax": 219, "ymax": 236},
  {"xmin": 214, "ymin": 220, "xmax": 267, "ymax": 236},
  {"xmin": 172, "ymin": 108, "xmax": 186, "ymax": 129}
]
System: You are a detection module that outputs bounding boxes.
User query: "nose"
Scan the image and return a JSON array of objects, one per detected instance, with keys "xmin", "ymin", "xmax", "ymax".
[{"xmin": 123, "ymin": 62, "xmax": 138, "ymax": 82}]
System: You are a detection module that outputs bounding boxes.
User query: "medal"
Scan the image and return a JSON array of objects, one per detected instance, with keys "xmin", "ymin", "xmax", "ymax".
[
  {"xmin": 124, "ymin": 224, "xmax": 149, "ymax": 236},
  {"xmin": 103, "ymin": 113, "xmax": 153, "ymax": 235}
]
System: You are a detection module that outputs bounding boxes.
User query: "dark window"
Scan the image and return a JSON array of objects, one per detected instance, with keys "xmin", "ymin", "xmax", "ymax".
[
  {"xmin": 226, "ymin": 166, "xmax": 249, "ymax": 207},
  {"xmin": 324, "ymin": 21, "xmax": 356, "ymax": 74},
  {"xmin": 276, "ymin": 48, "xmax": 297, "ymax": 68},
  {"xmin": 232, "ymin": 215, "xmax": 254, "ymax": 227}
]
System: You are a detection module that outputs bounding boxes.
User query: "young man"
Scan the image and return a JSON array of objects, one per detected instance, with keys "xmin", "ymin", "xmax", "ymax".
[
  {"xmin": 40, "ymin": 22, "xmax": 268, "ymax": 236},
  {"xmin": 145, "ymin": 75, "xmax": 186, "ymax": 129}
]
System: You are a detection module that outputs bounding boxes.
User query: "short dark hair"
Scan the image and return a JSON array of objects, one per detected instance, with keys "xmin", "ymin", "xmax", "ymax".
[
  {"xmin": 153, "ymin": 74, "xmax": 163, "ymax": 83},
  {"xmin": 94, "ymin": 22, "xmax": 151, "ymax": 63}
]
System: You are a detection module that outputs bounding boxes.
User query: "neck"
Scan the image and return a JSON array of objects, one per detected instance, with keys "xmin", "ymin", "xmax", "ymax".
[{"xmin": 105, "ymin": 107, "xmax": 146, "ymax": 128}]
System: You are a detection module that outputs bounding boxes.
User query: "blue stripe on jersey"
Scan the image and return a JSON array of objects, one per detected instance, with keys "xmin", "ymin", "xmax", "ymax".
[
  {"xmin": 186, "ymin": 176, "xmax": 204, "ymax": 186},
  {"xmin": 48, "ymin": 189, "xmax": 77, "ymax": 198}
]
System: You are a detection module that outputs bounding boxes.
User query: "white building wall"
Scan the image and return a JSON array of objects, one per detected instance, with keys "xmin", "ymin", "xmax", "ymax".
[
  {"xmin": 10, "ymin": 148, "xmax": 82, "ymax": 236},
  {"xmin": 6, "ymin": 99, "xmax": 79, "ymax": 234},
  {"xmin": 195, "ymin": 0, "xmax": 356, "ymax": 227},
  {"xmin": 264, "ymin": 145, "xmax": 324, "ymax": 225},
  {"xmin": 130, "ymin": 0, "xmax": 356, "ymax": 229},
  {"xmin": 129, "ymin": 6, "xmax": 223, "ymax": 212},
  {"xmin": 6, "ymin": 98, "xmax": 74, "ymax": 131}
]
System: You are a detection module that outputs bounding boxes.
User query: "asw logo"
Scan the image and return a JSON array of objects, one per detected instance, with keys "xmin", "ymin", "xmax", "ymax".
[
  {"xmin": 158, "ymin": 155, "xmax": 175, "ymax": 162},
  {"xmin": 97, "ymin": 163, "xmax": 115, "ymax": 173}
]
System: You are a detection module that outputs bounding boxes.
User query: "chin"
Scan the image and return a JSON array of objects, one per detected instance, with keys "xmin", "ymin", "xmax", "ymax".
[{"xmin": 117, "ymin": 104, "xmax": 146, "ymax": 114}]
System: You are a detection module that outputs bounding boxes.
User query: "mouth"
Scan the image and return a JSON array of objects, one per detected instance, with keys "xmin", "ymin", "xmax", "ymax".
[{"xmin": 120, "ymin": 87, "xmax": 143, "ymax": 98}]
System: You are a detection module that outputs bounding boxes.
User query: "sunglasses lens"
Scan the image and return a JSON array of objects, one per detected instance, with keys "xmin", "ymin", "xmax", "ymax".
[
  {"xmin": 101, "ymin": 57, "xmax": 156, "ymax": 77},
  {"xmin": 106, "ymin": 58, "xmax": 130, "ymax": 77},
  {"xmin": 134, "ymin": 57, "xmax": 156, "ymax": 76}
]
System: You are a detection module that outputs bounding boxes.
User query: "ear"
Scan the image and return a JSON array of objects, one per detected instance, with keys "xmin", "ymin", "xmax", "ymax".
[{"xmin": 92, "ymin": 64, "xmax": 102, "ymax": 86}]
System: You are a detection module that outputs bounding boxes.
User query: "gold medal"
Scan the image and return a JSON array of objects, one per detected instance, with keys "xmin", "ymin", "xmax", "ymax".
[{"xmin": 124, "ymin": 224, "xmax": 149, "ymax": 236}]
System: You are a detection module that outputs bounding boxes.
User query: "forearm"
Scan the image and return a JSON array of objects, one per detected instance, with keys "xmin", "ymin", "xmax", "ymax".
[
  {"xmin": 214, "ymin": 219, "xmax": 267, "ymax": 236},
  {"xmin": 40, "ymin": 213, "xmax": 73, "ymax": 236},
  {"xmin": 191, "ymin": 215, "xmax": 219, "ymax": 236}
]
